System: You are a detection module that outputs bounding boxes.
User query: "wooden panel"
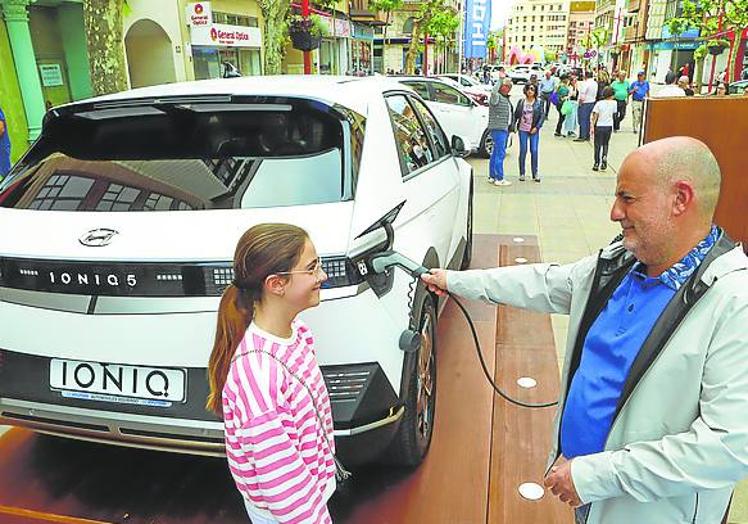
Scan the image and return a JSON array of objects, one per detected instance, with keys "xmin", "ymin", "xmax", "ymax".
[
  {"xmin": 487, "ymin": 240, "xmax": 572, "ymax": 524},
  {"xmin": 643, "ymin": 97, "xmax": 748, "ymax": 249}
]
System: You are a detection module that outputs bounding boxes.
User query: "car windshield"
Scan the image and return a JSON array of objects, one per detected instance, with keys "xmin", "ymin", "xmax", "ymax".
[{"xmin": 0, "ymin": 97, "xmax": 365, "ymax": 211}]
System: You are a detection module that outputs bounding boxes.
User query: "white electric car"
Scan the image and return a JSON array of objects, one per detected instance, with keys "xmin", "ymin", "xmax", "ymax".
[
  {"xmin": 394, "ymin": 77, "xmax": 493, "ymax": 158},
  {"xmin": 0, "ymin": 76, "xmax": 473, "ymax": 467}
]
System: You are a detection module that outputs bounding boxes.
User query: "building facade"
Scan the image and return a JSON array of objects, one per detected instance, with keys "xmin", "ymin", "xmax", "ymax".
[
  {"xmin": 505, "ymin": 0, "xmax": 571, "ymax": 60},
  {"xmin": 566, "ymin": 0, "xmax": 595, "ymax": 65}
]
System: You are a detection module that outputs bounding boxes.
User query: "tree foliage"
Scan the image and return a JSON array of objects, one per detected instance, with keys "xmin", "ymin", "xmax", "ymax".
[
  {"xmin": 258, "ymin": 0, "xmax": 291, "ymax": 74},
  {"xmin": 666, "ymin": 0, "xmax": 748, "ymax": 83},
  {"xmin": 370, "ymin": 0, "xmax": 404, "ymax": 51},
  {"xmin": 403, "ymin": 0, "xmax": 455, "ymax": 73}
]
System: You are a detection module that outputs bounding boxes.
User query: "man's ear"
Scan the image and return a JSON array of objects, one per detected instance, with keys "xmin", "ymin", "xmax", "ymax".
[
  {"xmin": 264, "ymin": 275, "xmax": 288, "ymax": 297},
  {"xmin": 673, "ymin": 180, "xmax": 695, "ymax": 216}
]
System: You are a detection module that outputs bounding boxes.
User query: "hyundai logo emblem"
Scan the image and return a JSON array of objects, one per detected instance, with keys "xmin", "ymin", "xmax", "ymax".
[{"xmin": 79, "ymin": 228, "xmax": 119, "ymax": 247}]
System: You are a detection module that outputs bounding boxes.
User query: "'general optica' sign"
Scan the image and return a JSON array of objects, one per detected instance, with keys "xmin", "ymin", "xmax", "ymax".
[{"xmin": 187, "ymin": 2, "xmax": 212, "ymax": 27}]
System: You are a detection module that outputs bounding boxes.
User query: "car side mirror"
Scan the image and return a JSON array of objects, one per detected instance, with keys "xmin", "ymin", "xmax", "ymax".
[{"xmin": 451, "ymin": 135, "xmax": 470, "ymax": 158}]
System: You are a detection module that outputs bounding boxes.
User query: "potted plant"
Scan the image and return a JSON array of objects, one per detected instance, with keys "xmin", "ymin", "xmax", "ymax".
[
  {"xmin": 288, "ymin": 14, "xmax": 327, "ymax": 51},
  {"xmin": 706, "ymin": 38, "xmax": 730, "ymax": 56}
]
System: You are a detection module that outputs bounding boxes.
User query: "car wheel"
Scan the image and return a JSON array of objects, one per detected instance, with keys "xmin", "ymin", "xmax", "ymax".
[
  {"xmin": 460, "ymin": 179, "xmax": 473, "ymax": 270},
  {"xmin": 386, "ymin": 296, "xmax": 437, "ymax": 467},
  {"xmin": 479, "ymin": 129, "xmax": 493, "ymax": 158}
]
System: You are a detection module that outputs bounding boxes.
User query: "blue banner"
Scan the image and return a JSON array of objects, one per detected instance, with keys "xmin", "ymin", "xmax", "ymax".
[{"xmin": 463, "ymin": 0, "xmax": 491, "ymax": 59}]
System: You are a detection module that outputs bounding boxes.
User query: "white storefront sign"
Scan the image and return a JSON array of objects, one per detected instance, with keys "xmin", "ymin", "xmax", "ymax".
[
  {"xmin": 319, "ymin": 15, "xmax": 352, "ymax": 38},
  {"xmin": 191, "ymin": 23, "xmax": 262, "ymax": 47},
  {"xmin": 39, "ymin": 64, "xmax": 64, "ymax": 87},
  {"xmin": 186, "ymin": 2, "xmax": 212, "ymax": 27}
]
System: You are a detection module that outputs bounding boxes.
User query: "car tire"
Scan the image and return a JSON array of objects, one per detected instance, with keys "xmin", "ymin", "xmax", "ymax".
[
  {"xmin": 460, "ymin": 179, "xmax": 473, "ymax": 270},
  {"xmin": 479, "ymin": 129, "xmax": 493, "ymax": 158},
  {"xmin": 386, "ymin": 295, "xmax": 437, "ymax": 467}
]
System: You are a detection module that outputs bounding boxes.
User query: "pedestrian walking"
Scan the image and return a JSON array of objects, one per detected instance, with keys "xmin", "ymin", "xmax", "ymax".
[
  {"xmin": 487, "ymin": 78, "xmax": 514, "ymax": 187},
  {"xmin": 562, "ymin": 76, "xmax": 580, "ymax": 138},
  {"xmin": 554, "ymin": 76, "xmax": 571, "ymax": 136},
  {"xmin": 422, "ymin": 137, "xmax": 748, "ymax": 524},
  {"xmin": 628, "ymin": 71, "xmax": 649, "ymax": 134},
  {"xmin": 540, "ymin": 70, "xmax": 558, "ymax": 118},
  {"xmin": 575, "ymin": 71, "xmax": 598, "ymax": 142},
  {"xmin": 207, "ymin": 223, "xmax": 342, "ymax": 524},
  {"xmin": 595, "ymin": 70, "xmax": 610, "ymax": 101},
  {"xmin": 512, "ymin": 83, "xmax": 545, "ymax": 182},
  {"xmin": 591, "ymin": 87, "xmax": 617, "ymax": 171},
  {"xmin": 610, "ymin": 71, "xmax": 630, "ymax": 131},
  {"xmin": 0, "ymin": 105, "xmax": 11, "ymax": 179}
]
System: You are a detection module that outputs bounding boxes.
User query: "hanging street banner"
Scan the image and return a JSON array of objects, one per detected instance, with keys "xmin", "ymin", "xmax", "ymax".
[{"xmin": 463, "ymin": 0, "xmax": 491, "ymax": 59}]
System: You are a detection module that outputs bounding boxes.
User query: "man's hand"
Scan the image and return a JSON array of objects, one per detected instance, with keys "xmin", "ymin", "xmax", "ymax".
[
  {"xmin": 420, "ymin": 269, "xmax": 448, "ymax": 296},
  {"xmin": 543, "ymin": 455, "xmax": 582, "ymax": 507}
]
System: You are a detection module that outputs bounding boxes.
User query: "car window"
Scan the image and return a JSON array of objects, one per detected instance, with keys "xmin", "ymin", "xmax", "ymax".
[
  {"xmin": 402, "ymin": 80, "xmax": 432, "ymax": 101},
  {"xmin": 408, "ymin": 96, "xmax": 449, "ymax": 159},
  {"xmin": 384, "ymin": 95, "xmax": 435, "ymax": 176},
  {"xmin": 0, "ymin": 100, "xmax": 364, "ymax": 211},
  {"xmin": 430, "ymin": 82, "xmax": 471, "ymax": 106}
]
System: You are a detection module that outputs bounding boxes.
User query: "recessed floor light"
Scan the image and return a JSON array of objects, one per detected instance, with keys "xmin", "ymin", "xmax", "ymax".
[
  {"xmin": 517, "ymin": 377, "xmax": 537, "ymax": 389},
  {"xmin": 518, "ymin": 482, "xmax": 545, "ymax": 501},
  {"xmin": 515, "ymin": 257, "xmax": 528, "ymax": 264}
]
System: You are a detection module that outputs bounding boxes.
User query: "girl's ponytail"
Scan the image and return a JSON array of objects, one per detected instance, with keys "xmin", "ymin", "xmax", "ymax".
[
  {"xmin": 206, "ymin": 284, "xmax": 255, "ymax": 415},
  {"xmin": 205, "ymin": 223, "xmax": 308, "ymax": 417}
]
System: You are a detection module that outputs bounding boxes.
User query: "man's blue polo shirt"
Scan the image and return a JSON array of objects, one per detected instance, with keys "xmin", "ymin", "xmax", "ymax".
[
  {"xmin": 560, "ymin": 226, "xmax": 719, "ymax": 459},
  {"xmin": 629, "ymin": 80, "xmax": 649, "ymax": 101}
]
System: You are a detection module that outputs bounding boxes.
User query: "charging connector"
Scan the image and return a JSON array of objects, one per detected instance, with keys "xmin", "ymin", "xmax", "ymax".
[{"xmin": 368, "ymin": 249, "xmax": 558, "ymax": 410}]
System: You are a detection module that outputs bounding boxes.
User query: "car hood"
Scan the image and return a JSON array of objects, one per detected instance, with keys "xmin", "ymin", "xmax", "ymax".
[{"xmin": 0, "ymin": 203, "xmax": 354, "ymax": 262}]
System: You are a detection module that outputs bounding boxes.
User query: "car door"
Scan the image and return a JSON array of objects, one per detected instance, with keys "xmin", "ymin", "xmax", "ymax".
[
  {"xmin": 382, "ymin": 93, "xmax": 461, "ymax": 272},
  {"xmin": 423, "ymin": 81, "xmax": 483, "ymax": 151}
]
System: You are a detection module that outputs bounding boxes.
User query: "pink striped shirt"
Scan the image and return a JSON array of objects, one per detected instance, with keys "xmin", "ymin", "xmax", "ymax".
[{"xmin": 222, "ymin": 320, "xmax": 336, "ymax": 523}]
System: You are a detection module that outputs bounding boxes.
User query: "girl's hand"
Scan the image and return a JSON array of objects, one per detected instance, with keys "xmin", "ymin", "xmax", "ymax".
[{"xmin": 530, "ymin": 128, "xmax": 537, "ymax": 135}]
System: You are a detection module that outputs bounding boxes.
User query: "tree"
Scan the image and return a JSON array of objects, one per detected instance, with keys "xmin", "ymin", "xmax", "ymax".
[
  {"xmin": 581, "ymin": 27, "xmax": 609, "ymax": 69},
  {"xmin": 403, "ymin": 0, "xmax": 452, "ymax": 74},
  {"xmin": 258, "ymin": 0, "xmax": 292, "ymax": 74},
  {"xmin": 428, "ymin": 9, "xmax": 459, "ymax": 73},
  {"xmin": 82, "ymin": 0, "xmax": 128, "ymax": 95},
  {"xmin": 370, "ymin": 0, "xmax": 404, "ymax": 66},
  {"xmin": 666, "ymin": 0, "xmax": 748, "ymax": 86},
  {"xmin": 487, "ymin": 30, "xmax": 503, "ymax": 63}
]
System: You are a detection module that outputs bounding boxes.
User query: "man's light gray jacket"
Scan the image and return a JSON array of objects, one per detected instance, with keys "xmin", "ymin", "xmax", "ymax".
[{"xmin": 447, "ymin": 239, "xmax": 748, "ymax": 523}]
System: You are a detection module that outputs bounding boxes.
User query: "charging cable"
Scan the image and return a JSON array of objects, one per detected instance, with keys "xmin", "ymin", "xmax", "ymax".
[
  {"xmin": 365, "ymin": 249, "xmax": 558, "ymax": 408},
  {"xmin": 446, "ymin": 289, "xmax": 558, "ymax": 409}
]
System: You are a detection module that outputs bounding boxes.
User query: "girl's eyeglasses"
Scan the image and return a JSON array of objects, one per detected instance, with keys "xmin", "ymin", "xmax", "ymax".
[{"xmin": 273, "ymin": 258, "xmax": 325, "ymax": 278}]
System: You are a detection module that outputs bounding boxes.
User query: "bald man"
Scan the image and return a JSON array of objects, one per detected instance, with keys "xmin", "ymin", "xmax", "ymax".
[{"xmin": 422, "ymin": 137, "xmax": 748, "ymax": 523}]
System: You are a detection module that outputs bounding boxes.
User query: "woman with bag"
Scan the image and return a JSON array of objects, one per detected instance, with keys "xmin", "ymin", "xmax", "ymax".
[
  {"xmin": 553, "ymin": 76, "xmax": 571, "ymax": 137},
  {"xmin": 562, "ymin": 75, "xmax": 579, "ymax": 138},
  {"xmin": 207, "ymin": 223, "xmax": 345, "ymax": 524},
  {"xmin": 512, "ymin": 83, "xmax": 545, "ymax": 182}
]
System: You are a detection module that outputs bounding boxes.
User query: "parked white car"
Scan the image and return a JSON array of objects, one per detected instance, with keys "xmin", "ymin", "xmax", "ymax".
[
  {"xmin": 508, "ymin": 64, "xmax": 545, "ymax": 84},
  {"xmin": 0, "ymin": 76, "xmax": 473, "ymax": 467},
  {"xmin": 396, "ymin": 77, "xmax": 493, "ymax": 157}
]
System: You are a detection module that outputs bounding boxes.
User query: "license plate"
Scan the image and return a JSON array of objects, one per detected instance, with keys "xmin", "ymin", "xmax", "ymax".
[{"xmin": 49, "ymin": 359, "xmax": 186, "ymax": 404}]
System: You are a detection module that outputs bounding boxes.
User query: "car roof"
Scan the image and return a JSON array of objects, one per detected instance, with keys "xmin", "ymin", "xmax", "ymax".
[{"xmin": 62, "ymin": 76, "xmax": 407, "ymax": 116}]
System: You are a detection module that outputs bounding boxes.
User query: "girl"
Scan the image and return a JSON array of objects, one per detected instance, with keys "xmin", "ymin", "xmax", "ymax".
[
  {"xmin": 562, "ymin": 75, "xmax": 579, "ymax": 138},
  {"xmin": 590, "ymin": 86, "xmax": 617, "ymax": 171},
  {"xmin": 207, "ymin": 223, "xmax": 342, "ymax": 524},
  {"xmin": 512, "ymin": 83, "xmax": 545, "ymax": 182}
]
